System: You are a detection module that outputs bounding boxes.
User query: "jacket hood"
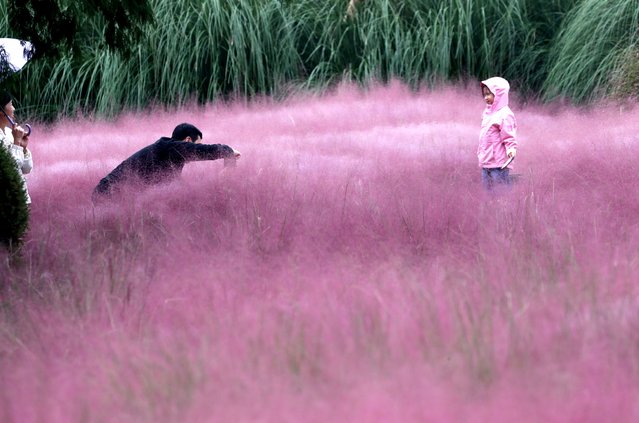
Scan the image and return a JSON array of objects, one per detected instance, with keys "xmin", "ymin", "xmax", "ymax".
[{"xmin": 481, "ymin": 77, "xmax": 509, "ymax": 113}]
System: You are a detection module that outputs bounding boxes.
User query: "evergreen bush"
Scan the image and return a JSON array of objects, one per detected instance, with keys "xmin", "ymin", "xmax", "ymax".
[{"xmin": 0, "ymin": 144, "xmax": 29, "ymax": 250}]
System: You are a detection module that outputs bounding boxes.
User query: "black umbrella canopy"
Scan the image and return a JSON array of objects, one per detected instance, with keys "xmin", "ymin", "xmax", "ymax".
[
  {"xmin": 0, "ymin": 38, "xmax": 34, "ymax": 133},
  {"xmin": 0, "ymin": 38, "xmax": 35, "ymax": 81}
]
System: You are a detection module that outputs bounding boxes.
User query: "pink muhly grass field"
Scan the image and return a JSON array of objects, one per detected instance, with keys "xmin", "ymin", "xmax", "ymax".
[{"xmin": 1, "ymin": 82, "xmax": 639, "ymax": 422}]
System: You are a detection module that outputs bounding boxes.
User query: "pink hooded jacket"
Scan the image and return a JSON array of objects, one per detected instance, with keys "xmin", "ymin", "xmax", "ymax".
[{"xmin": 477, "ymin": 77, "xmax": 517, "ymax": 169}]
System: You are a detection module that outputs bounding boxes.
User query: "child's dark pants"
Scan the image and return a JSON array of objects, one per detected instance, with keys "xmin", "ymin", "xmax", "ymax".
[{"xmin": 481, "ymin": 167, "xmax": 511, "ymax": 191}]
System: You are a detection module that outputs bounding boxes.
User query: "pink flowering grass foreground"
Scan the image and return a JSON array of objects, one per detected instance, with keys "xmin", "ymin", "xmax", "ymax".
[{"xmin": 1, "ymin": 82, "xmax": 639, "ymax": 422}]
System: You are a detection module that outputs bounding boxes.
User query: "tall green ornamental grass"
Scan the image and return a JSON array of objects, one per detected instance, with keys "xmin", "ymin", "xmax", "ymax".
[
  {"xmin": 0, "ymin": 0, "xmax": 6, "ymax": 27},
  {"xmin": 1, "ymin": 0, "xmax": 638, "ymax": 118},
  {"xmin": 543, "ymin": 0, "xmax": 639, "ymax": 102}
]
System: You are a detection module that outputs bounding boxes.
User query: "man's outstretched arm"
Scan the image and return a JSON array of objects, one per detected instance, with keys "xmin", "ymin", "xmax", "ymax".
[{"xmin": 175, "ymin": 142, "xmax": 240, "ymax": 162}]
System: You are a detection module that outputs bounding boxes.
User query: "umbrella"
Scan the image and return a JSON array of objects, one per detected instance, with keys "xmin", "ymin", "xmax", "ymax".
[
  {"xmin": 0, "ymin": 38, "xmax": 34, "ymax": 76},
  {"xmin": 0, "ymin": 38, "xmax": 34, "ymax": 134}
]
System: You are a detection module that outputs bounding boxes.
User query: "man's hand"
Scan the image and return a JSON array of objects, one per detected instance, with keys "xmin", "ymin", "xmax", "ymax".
[
  {"xmin": 224, "ymin": 148, "xmax": 241, "ymax": 168},
  {"xmin": 506, "ymin": 148, "xmax": 516, "ymax": 158}
]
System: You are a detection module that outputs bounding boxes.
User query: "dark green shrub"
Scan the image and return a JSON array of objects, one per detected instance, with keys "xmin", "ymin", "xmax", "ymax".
[{"xmin": 0, "ymin": 145, "xmax": 29, "ymax": 250}]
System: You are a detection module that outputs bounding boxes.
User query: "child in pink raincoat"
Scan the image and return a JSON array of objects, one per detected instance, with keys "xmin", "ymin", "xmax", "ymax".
[{"xmin": 477, "ymin": 77, "xmax": 517, "ymax": 189}]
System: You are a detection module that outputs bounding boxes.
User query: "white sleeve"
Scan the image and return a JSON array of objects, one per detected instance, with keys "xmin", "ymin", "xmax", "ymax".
[
  {"xmin": 7, "ymin": 144, "xmax": 30, "ymax": 174},
  {"xmin": 21, "ymin": 148, "xmax": 33, "ymax": 174},
  {"xmin": 0, "ymin": 128, "xmax": 10, "ymax": 148}
]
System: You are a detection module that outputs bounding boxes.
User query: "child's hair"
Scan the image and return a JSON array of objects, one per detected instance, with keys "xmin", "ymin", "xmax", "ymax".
[{"xmin": 171, "ymin": 123, "xmax": 203, "ymax": 141}]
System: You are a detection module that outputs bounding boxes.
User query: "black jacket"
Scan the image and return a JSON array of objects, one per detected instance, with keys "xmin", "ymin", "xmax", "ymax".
[{"xmin": 93, "ymin": 137, "xmax": 234, "ymax": 198}]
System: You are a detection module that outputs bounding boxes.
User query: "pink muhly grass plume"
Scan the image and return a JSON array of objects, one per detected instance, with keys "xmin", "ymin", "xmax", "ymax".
[{"xmin": 1, "ymin": 81, "xmax": 639, "ymax": 422}]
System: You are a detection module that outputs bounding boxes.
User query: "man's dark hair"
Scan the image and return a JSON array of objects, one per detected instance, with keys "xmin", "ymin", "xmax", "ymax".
[{"xmin": 171, "ymin": 123, "xmax": 202, "ymax": 141}]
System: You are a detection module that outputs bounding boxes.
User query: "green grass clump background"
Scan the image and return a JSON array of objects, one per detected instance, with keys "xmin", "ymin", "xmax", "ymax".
[{"xmin": 1, "ymin": 0, "xmax": 638, "ymax": 120}]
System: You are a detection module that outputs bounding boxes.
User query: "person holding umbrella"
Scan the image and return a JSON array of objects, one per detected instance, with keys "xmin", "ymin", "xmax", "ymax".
[
  {"xmin": 92, "ymin": 122, "xmax": 241, "ymax": 202},
  {"xmin": 0, "ymin": 90, "xmax": 33, "ymax": 204},
  {"xmin": 1, "ymin": 39, "xmax": 35, "ymax": 205}
]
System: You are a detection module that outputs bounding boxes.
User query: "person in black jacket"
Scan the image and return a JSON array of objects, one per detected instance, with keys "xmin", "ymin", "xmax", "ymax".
[{"xmin": 92, "ymin": 123, "xmax": 240, "ymax": 202}]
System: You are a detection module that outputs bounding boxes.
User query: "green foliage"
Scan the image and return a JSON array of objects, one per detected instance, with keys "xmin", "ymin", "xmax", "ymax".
[
  {"xmin": 6, "ymin": 0, "xmax": 153, "ymax": 60},
  {"xmin": 2, "ymin": 0, "xmax": 639, "ymax": 118},
  {"xmin": 0, "ymin": 0, "xmax": 153, "ymax": 115},
  {"xmin": 0, "ymin": 145, "xmax": 29, "ymax": 250}
]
